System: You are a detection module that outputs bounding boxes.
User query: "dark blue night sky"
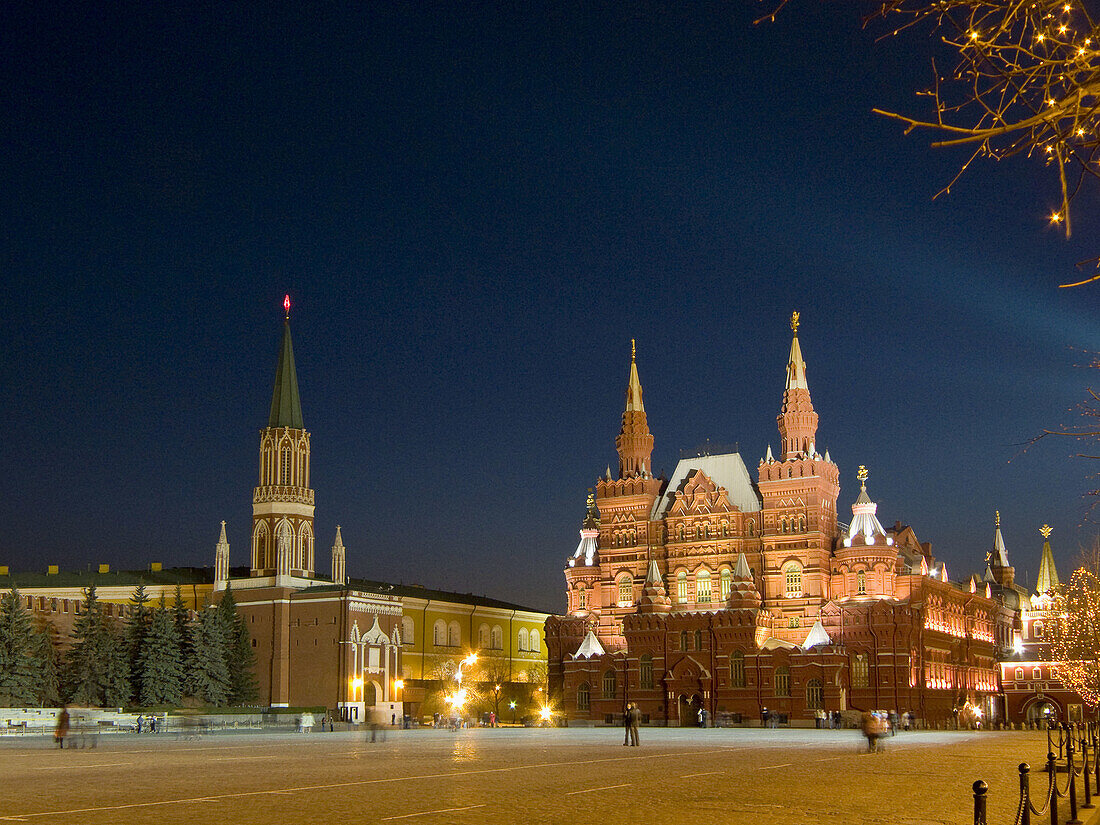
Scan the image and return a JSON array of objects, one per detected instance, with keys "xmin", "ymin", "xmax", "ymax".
[{"xmin": 3, "ymin": 2, "xmax": 1099, "ymax": 612}]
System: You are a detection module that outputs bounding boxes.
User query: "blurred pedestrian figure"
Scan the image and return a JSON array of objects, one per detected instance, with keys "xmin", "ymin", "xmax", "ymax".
[
  {"xmin": 136, "ymin": 715, "xmax": 143, "ymax": 734},
  {"xmin": 629, "ymin": 704, "xmax": 640, "ymax": 746},
  {"xmin": 54, "ymin": 706, "xmax": 70, "ymax": 749},
  {"xmin": 150, "ymin": 716, "xmax": 157, "ymax": 734},
  {"xmin": 861, "ymin": 710, "xmax": 885, "ymax": 753},
  {"xmin": 903, "ymin": 711, "xmax": 912, "ymax": 732},
  {"xmin": 623, "ymin": 703, "xmax": 633, "ymax": 745},
  {"xmin": 761, "ymin": 707, "xmax": 770, "ymax": 728}
]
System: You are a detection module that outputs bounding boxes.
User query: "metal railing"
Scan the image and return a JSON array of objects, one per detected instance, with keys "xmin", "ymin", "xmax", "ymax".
[{"xmin": 973, "ymin": 722, "xmax": 1100, "ymax": 825}]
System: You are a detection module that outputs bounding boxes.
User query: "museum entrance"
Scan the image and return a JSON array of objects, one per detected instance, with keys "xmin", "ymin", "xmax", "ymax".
[{"xmin": 678, "ymin": 694, "xmax": 703, "ymax": 726}]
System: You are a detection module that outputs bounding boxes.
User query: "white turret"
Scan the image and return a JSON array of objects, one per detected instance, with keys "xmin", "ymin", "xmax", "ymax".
[{"xmin": 214, "ymin": 521, "xmax": 230, "ymax": 591}]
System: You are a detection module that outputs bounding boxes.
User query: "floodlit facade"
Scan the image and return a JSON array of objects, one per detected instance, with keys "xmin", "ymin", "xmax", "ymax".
[{"xmin": 547, "ymin": 315, "xmax": 1016, "ymax": 726}]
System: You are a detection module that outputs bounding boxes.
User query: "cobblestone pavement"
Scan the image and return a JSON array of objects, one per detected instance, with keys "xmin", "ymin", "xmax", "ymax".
[{"xmin": 0, "ymin": 727, "xmax": 1092, "ymax": 825}]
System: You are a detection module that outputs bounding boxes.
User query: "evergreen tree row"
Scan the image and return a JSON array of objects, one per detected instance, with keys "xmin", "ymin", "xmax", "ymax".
[{"xmin": 0, "ymin": 582, "xmax": 257, "ymax": 708}]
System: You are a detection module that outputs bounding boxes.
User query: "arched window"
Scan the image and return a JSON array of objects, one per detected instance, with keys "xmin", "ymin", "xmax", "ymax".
[
  {"xmin": 618, "ymin": 576, "xmax": 633, "ymax": 607},
  {"xmin": 680, "ymin": 630, "xmax": 690, "ymax": 650},
  {"xmin": 677, "ymin": 571, "xmax": 689, "ymax": 603},
  {"xmin": 602, "ymin": 669, "xmax": 617, "ymax": 699},
  {"xmin": 1014, "ymin": 667, "xmax": 1025, "ymax": 681},
  {"xmin": 806, "ymin": 678, "xmax": 824, "ymax": 709},
  {"xmin": 530, "ymin": 629, "xmax": 540, "ymax": 652},
  {"xmin": 731, "ymin": 651, "xmax": 745, "ymax": 687},
  {"xmin": 747, "ymin": 519, "xmax": 755, "ymax": 537},
  {"xmin": 433, "ymin": 620, "xmax": 446, "ymax": 647},
  {"xmin": 720, "ymin": 569, "xmax": 732, "ymax": 601},
  {"xmin": 491, "ymin": 625, "xmax": 503, "ymax": 650},
  {"xmin": 678, "ymin": 525, "xmax": 685, "ymax": 541},
  {"xmin": 518, "ymin": 628, "xmax": 529, "ymax": 652},
  {"xmin": 694, "ymin": 629, "xmax": 703, "ymax": 650},
  {"xmin": 448, "ymin": 621, "xmax": 460, "ymax": 647},
  {"xmin": 577, "ymin": 682, "xmax": 590, "ymax": 711},
  {"xmin": 783, "ymin": 563, "xmax": 802, "ymax": 598},
  {"xmin": 721, "ymin": 521, "xmax": 729, "ymax": 537},
  {"xmin": 401, "ymin": 616, "xmax": 414, "ymax": 646},
  {"xmin": 852, "ymin": 653, "xmax": 869, "ymax": 688},
  {"xmin": 281, "ymin": 445, "xmax": 291, "ymax": 484},
  {"xmin": 781, "ymin": 518, "xmax": 789, "ymax": 534},
  {"xmin": 640, "ymin": 654, "xmax": 654, "ymax": 689},
  {"xmin": 478, "ymin": 623, "xmax": 490, "ymax": 649},
  {"xmin": 1033, "ymin": 620, "xmax": 1044, "ymax": 638},
  {"xmin": 775, "ymin": 665, "xmax": 791, "ymax": 697},
  {"xmin": 696, "ymin": 570, "xmax": 712, "ymax": 604},
  {"xmin": 578, "ymin": 588, "xmax": 588, "ymax": 610},
  {"xmin": 857, "ymin": 570, "xmax": 866, "ymax": 596},
  {"xmin": 1032, "ymin": 666, "xmax": 1042, "ymax": 680},
  {"xmin": 798, "ymin": 516, "xmax": 806, "ymax": 532}
]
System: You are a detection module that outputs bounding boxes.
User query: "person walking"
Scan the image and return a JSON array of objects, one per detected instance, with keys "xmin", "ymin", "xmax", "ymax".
[
  {"xmin": 623, "ymin": 703, "xmax": 633, "ymax": 746},
  {"xmin": 54, "ymin": 706, "xmax": 70, "ymax": 749},
  {"xmin": 629, "ymin": 703, "xmax": 640, "ymax": 746}
]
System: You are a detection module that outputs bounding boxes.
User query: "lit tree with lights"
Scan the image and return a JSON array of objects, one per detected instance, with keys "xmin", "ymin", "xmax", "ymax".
[
  {"xmin": 1050, "ymin": 567, "xmax": 1100, "ymax": 708},
  {"xmin": 759, "ymin": 0, "xmax": 1100, "ymax": 283}
]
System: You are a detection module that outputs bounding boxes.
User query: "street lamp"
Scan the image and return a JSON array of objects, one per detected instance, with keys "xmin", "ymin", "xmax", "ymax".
[
  {"xmin": 351, "ymin": 677, "xmax": 364, "ymax": 724},
  {"xmin": 509, "ymin": 700, "xmax": 517, "ymax": 725}
]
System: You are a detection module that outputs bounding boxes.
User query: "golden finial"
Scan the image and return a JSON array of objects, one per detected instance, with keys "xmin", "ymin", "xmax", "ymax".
[
  {"xmin": 856, "ymin": 465, "xmax": 868, "ymax": 488},
  {"xmin": 586, "ymin": 488, "xmax": 595, "ymax": 508},
  {"xmin": 790, "ymin": 311, "xmax": 800, "ymax": 335},
  {"xmin": 1040, "ymin": 524, "xmax": 1053, "ymax": 539},
  {"xmin": 631, "ymin": 338, "xmax": 636, "ymax": 361},
  {"xmin": 995, "ymin": 510, "xmax": 1001, "ymax": 528}
]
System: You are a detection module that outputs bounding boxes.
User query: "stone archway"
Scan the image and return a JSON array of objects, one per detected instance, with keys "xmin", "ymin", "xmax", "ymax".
[
  {"xmin": 1025, "ymin": 697, "xmax": 1060, "ymax": 725},
  {"xmin": 677, "ymin": 693, "xmax": 703, "ymax": 727}
]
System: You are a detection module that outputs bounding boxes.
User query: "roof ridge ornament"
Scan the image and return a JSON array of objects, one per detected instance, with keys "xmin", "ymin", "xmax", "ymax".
[
  {"xmin": 790, "ymin": 310, "xmax": 799, "ymax": 335},
  {"xmin": 857, "ymin": 465, "xmax": 868, "ymax": 490},
  {"xmin": 284, "ymin": 293, "xmax": 291, "ymax": 320},
  {"xmin": 1040, "ymin": 523, "xmax": 1053, "ymax": 539}
]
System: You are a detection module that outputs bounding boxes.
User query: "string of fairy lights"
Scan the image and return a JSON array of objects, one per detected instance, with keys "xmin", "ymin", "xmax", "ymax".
[{"xmin": 1050, "ymin": 568, "xmax": 1100, "ymax": 707}]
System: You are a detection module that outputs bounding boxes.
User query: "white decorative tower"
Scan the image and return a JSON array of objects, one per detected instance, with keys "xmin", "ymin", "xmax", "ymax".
[
  {"xmin": 332, "ymin": 525, "xmax": 346, "ymax": 584},
  {"xmin": 214, "ymin": 520, "xmax": 230, "ymax": 590}
]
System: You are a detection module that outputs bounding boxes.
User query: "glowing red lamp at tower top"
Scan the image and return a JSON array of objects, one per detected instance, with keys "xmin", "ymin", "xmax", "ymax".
[{"xmin": 284, "ymin": 294, "xmax": 291, "ymax": 319}]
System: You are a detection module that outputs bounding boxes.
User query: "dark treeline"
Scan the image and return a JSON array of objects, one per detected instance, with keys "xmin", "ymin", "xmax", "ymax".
[{"xmin": 0, "ymin": 582, "xmax": 257, "ymax": 708}]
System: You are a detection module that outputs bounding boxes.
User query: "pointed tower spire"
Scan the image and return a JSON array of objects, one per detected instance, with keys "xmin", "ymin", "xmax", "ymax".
[
  {"xmin": 268, "ymin": 302, "xmax": 304, "ymax": 429},
  {"xmin": 777, "ymin": 311, "xmax": 819, "ymax": 459},
  {"xmin": 988, "ymin": 510, "xmax": 1015, "ymax": 588},
  {"xmin": 615, "ymin": 340, "xmax": 654, "ymax": 478},
  {"xmin": 214, "ymin": 520, "xmax": 230, "ymax": 590},
  {"xmin": 332, "ymin": 525, "xmax": 346, "ymax": 584},
  {"xmin": 637, "ymin": 558, "xmax": 672, "ymax": 613},
  {"xmin": 1036, "ymin": 524, "xmax": 1060, "ymax": 595}
]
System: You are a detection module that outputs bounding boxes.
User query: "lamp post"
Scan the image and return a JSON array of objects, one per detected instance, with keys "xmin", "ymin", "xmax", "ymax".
[
  {"xmin": 446, "ymin": 653, "xmax": 477, "ymax": 727},
  {"xmin": 351, "ymin": 677, "xmax": 364, "ymax": 724},
  {"xmin": 394, "ymin": 680, "xmax": 404, "ymax": 728},
  {"xmin": 510, "ymin": 700, "xmax": 517, "ymax": 725}
]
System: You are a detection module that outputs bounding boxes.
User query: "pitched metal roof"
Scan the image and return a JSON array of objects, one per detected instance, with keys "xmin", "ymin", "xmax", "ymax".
[{"xmin": 652, "ymin": 453, "xmax": 762, "ymax": 519}]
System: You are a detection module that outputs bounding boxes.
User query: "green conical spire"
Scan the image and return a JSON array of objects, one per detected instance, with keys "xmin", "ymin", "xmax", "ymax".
[{"xmin": 268, "ymin": 319, "xmax": 304, "ymax": 429}]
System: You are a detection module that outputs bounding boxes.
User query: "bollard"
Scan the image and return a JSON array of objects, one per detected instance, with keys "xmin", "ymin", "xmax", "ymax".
[
  {"xmin": 1084, "ymin": 726, "xmax": 1095, "ymax": 810},
  {"xmin": 973, "ymin": 780, "xmax": 988, "ymax": 825},
  {"xmin": 1020, "ymin": 763, "xmax": 1031, "ymax": 825},
  {"xmin": 1051, "ymin": 752, "xmax": 1060, "ymax": 825},
  {"xmin": 1050, "ymin": 723, "xmax": 1055, "ymax": 758},
  {"xmin": 1067, "ymin": 727, "xmax": 1082, "ymax": 825}
]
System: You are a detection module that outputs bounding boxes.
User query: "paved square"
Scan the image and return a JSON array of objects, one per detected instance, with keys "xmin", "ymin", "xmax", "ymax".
[{"xmin": 0, "ymin": 728, "xmax": 1077, "ymax": 824}]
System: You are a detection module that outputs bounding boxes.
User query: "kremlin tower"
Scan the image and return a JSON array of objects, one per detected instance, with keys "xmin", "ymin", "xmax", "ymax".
[{"xmin": 251, "ymin": 296, "xmax": 316, "ymax": 579}]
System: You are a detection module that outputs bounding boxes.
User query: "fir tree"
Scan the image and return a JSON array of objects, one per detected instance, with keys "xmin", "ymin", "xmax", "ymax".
[
  {"xmin": 100, "ymin": 624, "xmax": 132, "ymax": 708},
  {"xmin": 126, "ymin": 583, "xmax": 152, "ymax": 699},
  {"xmin": 215, "ymin": 584, "xmax": 257, "ymax": 705},
  {"xmin": 171, "ymin": 584, "xmax": 194, "ymax": 683},
  {"xmin": 63, "ymin": 585, "xmax": 105, "ymax": 706},
  {"xmin": 32, "ymin": 623, "xmax": 61, "ymax": 708},
  {"xmin": 188, "ymin": 608, "xmax": 230, "ymax": 707},
  {"xmin": 0, "ymin": 586, "xmax": 37, "ymax": 706},
  {"xmin": 138, "ymin": 599, "xmax": 184, "ymax": 706}
]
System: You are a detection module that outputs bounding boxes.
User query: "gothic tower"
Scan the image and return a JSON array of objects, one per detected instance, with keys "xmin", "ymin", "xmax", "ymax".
[
  {"xmin": 757, "ymin": 312, "xmax": 840, "ymax": 623},
  {"xmin": 251, "ymin": 298, "xmax": 316, "ymax": 578}
]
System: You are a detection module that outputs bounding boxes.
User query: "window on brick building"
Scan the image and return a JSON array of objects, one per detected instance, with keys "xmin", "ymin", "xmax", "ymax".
[
  {"xmin": 602, "ymin": 669, "xmax": 617, "ymax": 699},
  {"xmin": 677, "ymin": 571, "xmax": 688, "ymax": 603},
  {"xmin": 531, "ymin": 629, "xmax": 540, "ymax": 651},
  {"xmin": 680, "ymin": 630, "xmax": 690, "ymax": 651},
  {"xmin": 1015, "ymin": 667, "xmax": 1024, "ymax": 681},
  {"xmin": 747, "ymin": 520, "xmax": 755, "ymax": 536},
  {"xmin": 478, "ymin": 624, "xmax": 490, "ymax": 649},
  {"xmin": 1033, "ymin": 621, "xmax": 1044, "ymax": 638},
  {"xmin": 640, "ymin": 655, "xmax": 653, "ymax": 689},
  {"xmin": 578, "ymin": 588, "xmax": 587, "ymax": 610},
  {"xmin": 720, "ymin": 569, "xmax": 732, "ymax": 601},
  {"xmin": 852, "ymin": 653, "xmax": 869, "ymax": 688},
  {"xmin": 694, "ymin": 629, "xmax": 703, "ymax": 650},
  {"xmin": 731, "ymin": 651, "xmax": 745, "ymax": 687},
  {"xmin": 696, "ymin": 570, "xmax": 712, "ymax": 604},
  {"xmin": 784, "ymin": 563, "xmax": 802, "ymax": 598},
  {"xmin": 518, "ymin": 628, "xmax": 529, "ymax": 652},
  {"xmin": 491, "ymin": 625, "xmax": 503, "ymax": 650},
  {"xmin": 448, "ymin": 621, "xmax": 461, "ymax": 647},
  {"xmin": 433, "ymin": 620, "xmax": 446, "ymax": 647},
  {"xmin": 577, "ymin": 682, "xmax": 590, "ymax": 711},
  {"xmin": 857, "ymin": 570, "xmax": 866, "ymax": 596},
  {"xmin": 806, "ymin": 678, "xmax": 824, "ymax": 709},
  {"xmin": 618, "ymin": 576, "xmax": 632, "ymax": 607},
  {"xmin": 775, "ymin": 666, "xmax": 791, "ymax": 697}
]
